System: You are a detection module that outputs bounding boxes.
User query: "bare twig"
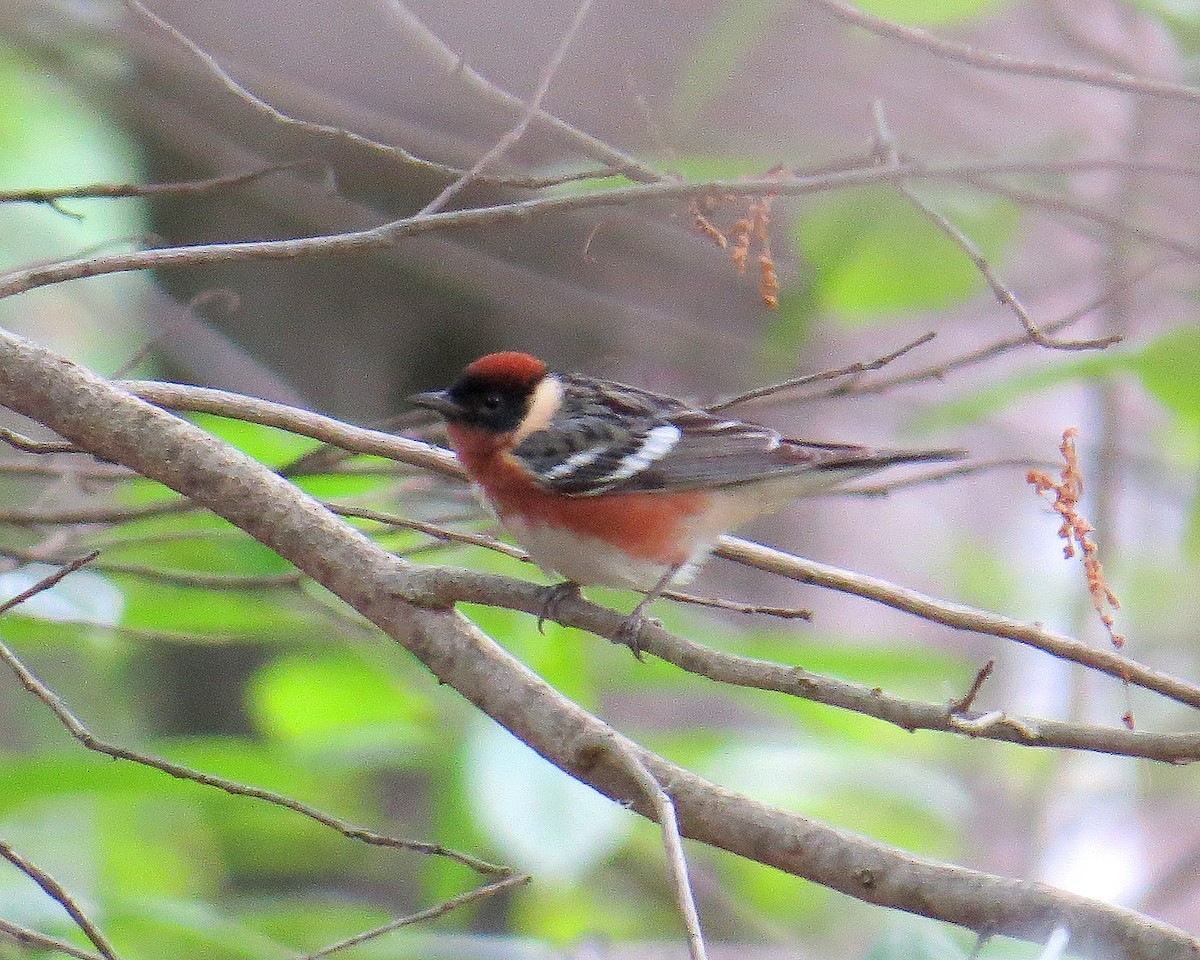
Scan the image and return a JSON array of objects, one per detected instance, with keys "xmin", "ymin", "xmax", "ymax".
[
  {"xmin": 837, "ymin": 458, "xmax": 1050, "ymax": 496},
  {"xmin": 661, "ymin": 590, "xmax": 812, "ymax": 620},
  {"xmin": 0, "ymin": 500, "xmax": 192, "ymax": 527},
  {"xmin": 826, "ymin": 261, "xmax": 1167, "ymax": 398},
  {"xmin": 0, "ymin": 552, "xmax": 100, "ymax": 615},
  {"xmin": 92, "ymin": 382, "xmax": 1200, "ymax": 713},
  {"xmin": 120, "ymin": 0, "xmax": 467, "ymax": 181},
  {"xmin": 121, "ymin": 381, "xmax": 462, "ymax": 479},
  {"xmin": 941, "ymin": 172, "xmax": 1200, "ymax": 262},
  {"xmin": 0, "ymin": 841, "xmax": 120, "ymax": 960},
  {"xmin": 422, "ymin": 565, "xmax": 1200, "ymax": 764},
  {"xmin": 297, "ymin": 873, "xmax": 529, "ymax": 959},
  {"xmin": 0, "ymin": 428, "xmax": 79, "ymax": 454},
  {"xmin": 590, "ymin": 734, "xmax": 708, "ymax": 960},
  {"xmin": 378, "ymin": 0, "xmax": 661, "ymax": 182},
  {"xmin": 869, "ymin": 100, "xmax": 1118, "ymax": 352},
  {"xmin": 949, "ymin": 660, "xmax": 995, "ymax": 714},
  {"xmin": 0, "ymin": 549, "xmax": 306, "ymax": 592},
  {"xmin": 804, "ymin": 0, "xmax": 1200, "ymax": 105},
  {"xmin": 5, "ymin": 161, "xmax": 1200, "ymax": 302},
  {"xmin": 705, "ymin": 331, "xmax": 937, "ymax": 413},
  {"xmin": 0, "ymin": 162, "xmax": 330, "ymax": 206},
  {"xmin": 418, "ymin": 0, "xmax": 596, "ymax": 215},
  {"xmin": 712, "ymin": 538, "xmax": 1195, "ymax": 711}
]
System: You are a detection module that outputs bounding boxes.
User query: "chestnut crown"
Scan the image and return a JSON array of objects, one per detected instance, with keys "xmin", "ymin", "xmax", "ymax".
[{"xmin": 415, "ymin": 352, "xmax": 549, "ymax": 433}]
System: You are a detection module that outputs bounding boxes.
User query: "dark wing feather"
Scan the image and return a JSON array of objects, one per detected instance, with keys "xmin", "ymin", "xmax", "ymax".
[{"xmin": 513, "ymin": 375, "xmax": 962, "ymax": 496}]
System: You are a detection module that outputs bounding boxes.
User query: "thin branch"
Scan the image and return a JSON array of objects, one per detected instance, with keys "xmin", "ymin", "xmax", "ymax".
[
  {"xmin": 0, "ymin": 500, "xmax": 192, "ymax": 527},
  {"xmin": 712, "ymin": 537, "xmax": 1200, "ymax": 712},
  {"xmin": 0, "ymin": 550, "xmax": 306, "ymax": 592},
  {"xmin": 600, "ymin": 736, "xmax": 709, "ymax": 960},
  {"xmin": 297, "ymin": 874, "xmax": 529, "ymax": 960},
  {"xmin": 705, "ymin": 331, "xmax": 937, "ymax": 413},
  {"xmin": 869, "ymin": 99, "xmax": 1118, "ymax": 352},
  {"xmin": 900, "ymin": 186, "xmax": 1118, "ymax": 350},
  {"xmin": 120, "ymin": 0, "xmax": 467, "ymax": 181},
  {"xmin": 661, "ymin": 590, "xmax": 812, "ymax": 620},
  {"xmin": 420, "ymin": 566, "xmax": 1200, "ymax": 764},
  {"xmin": 940, "ymin": 172, "xmax": 1200, "ymax": 262},
  {"xmin": 0, "ymin": 460, "xmax": 130, "ymax": 480},
  {"xmin": 122, "ymin": 0, "xmax": 646, "ymax": 189},
  {"xmin": 0, "ymin": 428, "xmax": 79, "ymax": 454},
  {"xmin": 0, "ymin": 552, "xmax": 100, "ymax": 615},
  {"xmin": 803, "ymin": 0, "xmax": 1200, "ymax": 105},
  {"xmin": 121, "ymin": 381, "xmax": 462, "ymax": 479},
  {"xmin": 378, "ymin": 0, "xmax": 662, "ymax": 182},
  {"xmin": 4, "ymin": 161, "xmax": 1200, "ymax": 301},
  {"xmin": 0, "ymin": 162, "xmax": 330, "ymax": 206},
  {"xmin": 417, "ymin": 0, "xmax": 596, "ymax": 216},
  {"xmin": 836, "ymin": 458, "xmax": 1051, "ymax": 496},
  {"xmin": 329, "ymin": 504, "xmax": 523, "ymax": 556},
  {"xmin": 105, "ymin": 383, "xmax": 1200, "ymax": 714},
  {"xmin": 826, "ymin": 261, "xmax": 1167, "ymax": 398},
  {"xmin": 949, "ymin": 660, "xmax": 995, "ymax": 714},
  {"xmin": 0, "ymin": 841, "xmax": 119, "ymax": 960}
]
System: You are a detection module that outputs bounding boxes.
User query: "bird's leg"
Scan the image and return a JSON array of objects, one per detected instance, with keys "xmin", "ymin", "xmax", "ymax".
[
  {"xmin": 617, "ymin": 565, "xmax": 681, "ymax": 661},
  {"xmin": 537, "ymin": 580, "xmax": 582, "ymax": 633}
]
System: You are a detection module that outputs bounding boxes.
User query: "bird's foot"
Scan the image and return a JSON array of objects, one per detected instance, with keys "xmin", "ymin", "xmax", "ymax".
[
  {"xmin": 537, "ymin": 581, "xmax": 581, "ymax": 633},
  {"xmin": 615, "ymin": 598, "xmax": 661, "ymax": 662}
]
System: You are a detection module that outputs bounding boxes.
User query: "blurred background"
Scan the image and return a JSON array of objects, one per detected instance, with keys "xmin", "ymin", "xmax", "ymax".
[{"xmin": 1, "ymin": 0, "xmax": 1199, "ymax": 956}]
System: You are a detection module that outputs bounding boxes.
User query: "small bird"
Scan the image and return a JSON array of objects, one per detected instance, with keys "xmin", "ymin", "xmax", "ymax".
[{"xmin": 416, "ymin": 352, "xmax": 961, "ymax": 656}]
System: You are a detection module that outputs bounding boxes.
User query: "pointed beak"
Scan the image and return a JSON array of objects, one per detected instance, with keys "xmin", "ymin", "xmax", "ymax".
[{"xmin": 411, "ymin": 389, "xmax": 462, "ymax": 420}]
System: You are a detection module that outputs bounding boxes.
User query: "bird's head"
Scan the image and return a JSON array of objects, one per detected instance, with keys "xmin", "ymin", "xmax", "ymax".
[{"xmin": 415, "ymin": 352, "xmax": 557, "ymax": 437}]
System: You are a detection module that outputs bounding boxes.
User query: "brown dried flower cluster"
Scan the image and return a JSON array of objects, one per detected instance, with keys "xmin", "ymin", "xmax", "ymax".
[
  {"xmin": 1027, "ymin": 427, "xmax": 1125, "ymax": 649},
  {"xmin": 688, "ymin": 187, "xmax": 780, "ymax": 310}
]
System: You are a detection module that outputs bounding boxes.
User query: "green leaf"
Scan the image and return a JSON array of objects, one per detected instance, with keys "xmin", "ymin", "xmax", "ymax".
[
  {"xmin": 1129, "ymin": 323, "xmax": 1200, "ymax": 421},
  {"xmin": 247, "ymin": 652, "xmax": 433, "ymax": 753},
  {"xmin": 185, "ymin": 413, "xmax": 319, "ymax": 464},
  {"xmin": 920, "ymin": 325, "xmax": 1200, "ymax": 432},
  {"xmin": 796, "ymin": 189, "xmax": 1020, "ymax": 323},
  {"xmin": 668, "ymin": 154, "xmax": 777, "ymax": 182},
  {"xmin": 915, "ymin": 349, "xmax": 1124, "ymax": 430}
]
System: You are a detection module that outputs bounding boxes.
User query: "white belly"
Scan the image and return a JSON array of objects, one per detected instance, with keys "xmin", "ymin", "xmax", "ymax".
[{"xmin": 504, "ymin": 515, "xmax": 708, "ymax": 591}]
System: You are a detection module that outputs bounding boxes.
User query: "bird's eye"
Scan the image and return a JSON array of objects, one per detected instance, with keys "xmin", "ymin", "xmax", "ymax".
[{"xmin": 481, "ymin": 393, "xmax": 503, "ymax": 411}]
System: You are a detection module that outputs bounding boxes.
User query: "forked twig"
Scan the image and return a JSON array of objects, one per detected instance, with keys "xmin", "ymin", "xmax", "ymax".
[
  {"xmin": 869, "ymin": 100, "xmax": 1119, "ymax": 352},
  {"xmin": 418, "ymin": 0, "xmax": 596, "ymax": 215},
  {"xmin": 589, "ymin": 735, "xmax": 709, "ymax": 960}
]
